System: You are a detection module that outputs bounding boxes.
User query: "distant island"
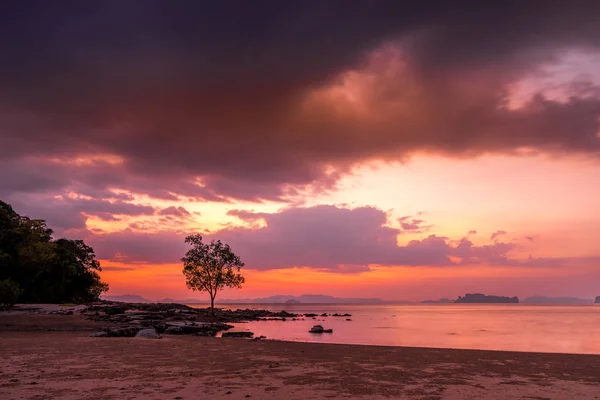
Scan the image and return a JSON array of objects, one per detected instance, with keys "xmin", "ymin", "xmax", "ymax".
[
  {"xmin": 455, "ymin": 293, "xmax": 519, "ymax": 304},
  {"xmin": 103, "ymin": 294, "xmax": 384, "ymax": 304},
  {"xmin": 523, "ymin": 296, "xmax": 593, "ymax": 304},
  {"xmin": 595, "ymin": 296, "xmax": 600, "ymax": 304},
  {"xmin": 421, "ymin": 298, "xmax": 454, "ymax": 304}
]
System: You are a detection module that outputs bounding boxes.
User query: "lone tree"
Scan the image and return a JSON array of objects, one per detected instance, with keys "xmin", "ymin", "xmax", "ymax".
[{"xmin": 181, "ymin": 234, "xmax": 245, "ymax": 316}]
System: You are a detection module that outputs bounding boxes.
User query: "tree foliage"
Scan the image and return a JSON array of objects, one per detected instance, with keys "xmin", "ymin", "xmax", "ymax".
[
  {"xmin": 0, "ymin": 279, "xmax": 21, "ymax": 309},
  {"xmin": 0, "ymin": 200, "xmax": 108, "ymax": 303},
  {"xmin": 181, "ymin": 234, "xmax": 245, "ymax": 315}
]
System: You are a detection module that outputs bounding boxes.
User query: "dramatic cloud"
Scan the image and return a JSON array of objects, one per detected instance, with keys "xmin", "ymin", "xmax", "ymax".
[
  {"xmin": 89, "ymin": 230, "xmax": 188, "ymax": 264},
  {"xmin": 1, "ymin": 2, "xmax": 600, "ymax": 203},
  {"xmin": 90, "ymin": 205, "xmax": 563, "ymax": 271}
]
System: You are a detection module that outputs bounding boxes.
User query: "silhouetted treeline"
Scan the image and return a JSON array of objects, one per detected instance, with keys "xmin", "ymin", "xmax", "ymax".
[{"xmin": 0, "ymin": 201, "xmax": 108, "ymax": 305}]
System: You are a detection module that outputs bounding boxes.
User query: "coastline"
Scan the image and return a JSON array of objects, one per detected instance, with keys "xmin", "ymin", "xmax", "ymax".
[{"xmin": 1, "ymin": 311, "xmax": 600, "ymax": 399}]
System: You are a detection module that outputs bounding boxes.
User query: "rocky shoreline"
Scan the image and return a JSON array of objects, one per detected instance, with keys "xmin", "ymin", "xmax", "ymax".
[
  {"xmin": 1, "ymin": 302, "xmax": 348, "ymax": 339},
  {"xmin": 79, "ymin": 301, "xmax": 348, "ymax": 339}
]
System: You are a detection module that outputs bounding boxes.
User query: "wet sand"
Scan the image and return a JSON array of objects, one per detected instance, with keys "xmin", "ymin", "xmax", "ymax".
[{"xmin": 1, "ymin": 315, "xmax": 600, "ymax": 399}]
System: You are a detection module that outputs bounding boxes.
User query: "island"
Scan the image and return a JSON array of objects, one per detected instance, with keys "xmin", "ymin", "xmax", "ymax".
[
  {"xmin": 455, "ymin": 293, "xmax": 519, "ymax": 303},
  {"xmin": 595, "ymin": 296, "xmax": 600, "ymax": 304}
]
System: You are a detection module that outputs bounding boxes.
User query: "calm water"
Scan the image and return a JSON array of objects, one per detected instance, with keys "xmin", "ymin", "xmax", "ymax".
[{"xmin": 189, "ymin": 303, "xmax": 600, "ymax": 354}]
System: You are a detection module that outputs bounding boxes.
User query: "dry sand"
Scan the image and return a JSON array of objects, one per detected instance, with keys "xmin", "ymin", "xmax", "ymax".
[{"xmin": 1, "ymin": 314, "xmax": 599, "ymax": 399}]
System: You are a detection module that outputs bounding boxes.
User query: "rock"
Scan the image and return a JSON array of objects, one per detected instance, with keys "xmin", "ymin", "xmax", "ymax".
[
  {"xmin": 135, "ymin": 328, "xmax": 162, "ymax": 339},
  {"xmin": 304, "ymin": 313, "xmax": 317, "ymax": 317},
  {"xmin": 332, "ymin": 313, "xmax": 352, "ymax": 317},
  {"xmin": 309, "ymin": 325, "xmax": 332, "ymax": 333},
  {"xmin": 89, "ymin": 326, "xmax": 141, "ymax": 338},
  {"xmin": 221, "ymin": 331, "xmax": 254, "ymax": 338},
  {"xmin": 346, "ymin": 318, "xmax": 352, "ymax": 321},
  {"xmin": 164, "ymin": 326, "xmax": 183, "ymax": 334},
  {"xmin": 108, "ymin": 326, "xmax": 141, "ymax": 337},
  {"xmin": 320, "ymin": 313, "xmax": 328, "ymax": 317},
  {"xmin": 105, "ymin": 306, "xmax": 126, "ymax": 315}
]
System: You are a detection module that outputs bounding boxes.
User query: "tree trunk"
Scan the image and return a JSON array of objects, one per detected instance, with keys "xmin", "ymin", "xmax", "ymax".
[{"xmin": 210, "ymin": 296, "xmax": 215, "ymax": 317}]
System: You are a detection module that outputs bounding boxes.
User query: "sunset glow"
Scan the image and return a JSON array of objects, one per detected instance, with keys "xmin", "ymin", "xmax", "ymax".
[{"xmin": 2, "ymin": 2, "xmax": 600, "ymax": 303}]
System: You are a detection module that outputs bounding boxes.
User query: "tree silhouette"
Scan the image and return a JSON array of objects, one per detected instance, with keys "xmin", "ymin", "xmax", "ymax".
[
  {"xmin": 181, "ymin": 234, "xmax": 245, "ymax": 316},
  {"xmin": 0, "ymin": 200, "xmax": 108, "ymax": 303}
]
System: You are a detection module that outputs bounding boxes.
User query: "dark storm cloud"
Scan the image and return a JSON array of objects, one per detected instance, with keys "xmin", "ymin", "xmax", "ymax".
[{"xmin": 1, "ymin": 1, "xmax": 600, "ymax": 202}]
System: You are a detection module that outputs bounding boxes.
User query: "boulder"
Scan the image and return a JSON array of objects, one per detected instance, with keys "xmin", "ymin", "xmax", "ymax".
[
  {"xmin": 164, "ymin": 326, "xmax": 184, "ymax": 334},
  {"xmin": 105, "ymin": 306, "xmax": 126, "ymax": 315},
  {"xmin": 89, "ymin": 326, "xmax": 141, "ymax": 338},
  {"xmin": 107, "ymin": 326, "xmax": 141, "ymax": 337},
  {"xmin": 135, "ymin": 328, "xmax": 162, "ymax": 339},
  {"xmin": 222, "ymin": 331, "xmax": 254, "ymax": 338},
  {"xmin": 309, "ymin": 325, "xmax": 332, "ymax": 333}
]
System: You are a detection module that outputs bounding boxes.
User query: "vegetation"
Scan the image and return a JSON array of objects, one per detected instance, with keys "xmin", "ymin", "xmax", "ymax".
[
  {"xmin": 181, "ymin": 234, "xmax": 245, "ymax": 316},
  {"xmin": 0, "ymin": 279, "xmax": 21, "ymax": 309},
  {"xmin": 0, "ymin": 200, "xmax": 108, "ymax": 304}
]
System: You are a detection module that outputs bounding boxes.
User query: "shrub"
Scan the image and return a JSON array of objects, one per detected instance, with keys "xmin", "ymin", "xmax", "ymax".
[{"xmin": 0, "ymin": 279, "xmax": 22, "ymax": 309}]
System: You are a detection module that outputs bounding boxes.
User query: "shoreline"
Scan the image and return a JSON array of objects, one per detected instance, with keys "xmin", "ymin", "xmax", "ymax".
[
  {"xmin": 2, "ymin": 328, "xmax": 600, "ymax": 399},
  {"xmin": 3, "ymin": 303, "xmax": 600, "ymax": 355},
  {"xmin": 1, "ymin": 312, "xmax": 600, "ymax": 399}
]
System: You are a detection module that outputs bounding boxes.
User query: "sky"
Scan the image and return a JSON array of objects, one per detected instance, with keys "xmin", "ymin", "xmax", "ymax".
[{"xmin": 1, "ymin": 1, "xmax": 600, "ymax": 301}]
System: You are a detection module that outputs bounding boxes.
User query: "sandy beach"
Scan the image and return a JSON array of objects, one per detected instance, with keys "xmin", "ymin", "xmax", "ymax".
[{"xmin": 1, "ymin": 313, "xmax": 600, "ymax": 400}]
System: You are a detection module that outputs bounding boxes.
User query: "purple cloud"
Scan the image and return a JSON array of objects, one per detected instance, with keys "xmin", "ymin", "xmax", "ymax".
[
  {"xmin": 398, "ymin": 216, "xmax": 432, "ymax": 233},
  {"xmin": 158, "ymin": 206, "xmax": 192, "ymax": 217},
  {"xmin": 1, "ymin": 3, "xmax": 599, "ymax": 203}
]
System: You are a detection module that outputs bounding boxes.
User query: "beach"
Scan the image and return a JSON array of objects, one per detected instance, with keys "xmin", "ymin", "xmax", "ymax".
[{"xmin": 1, "ymin": 313, "xmax": 600, "ymax": 399}]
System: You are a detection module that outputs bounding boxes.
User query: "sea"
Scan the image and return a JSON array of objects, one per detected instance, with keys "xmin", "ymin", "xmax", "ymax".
[{"xmin": 189, "ymin": 303, "xmax": 600, "ymax": 355}]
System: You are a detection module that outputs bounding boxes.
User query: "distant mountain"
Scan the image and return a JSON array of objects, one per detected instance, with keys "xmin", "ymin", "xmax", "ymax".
[
  {"xmin": 523, "ymin": 296, "xmax": 593, "ymax": 304},
  {"xmin": 217, "ymin": 294, "xmax": 384, "ymax": 304},
  {"xmin": 157, "ymin": 298, "xmax": 207, "ymax": 304},
  {"xmin": 102, "ymin": 294, "xmax": 383, "ymax": 304},
  {"xmin": 595, "ymin": 296, "xmax": 600, "ymax": 304},
  {"xmin": 421, "ymin": 298, "xmax": 454, "ymax": 304},
  {"xmin": 102, "ymin": 294, "xmax": 153, "ymax": 303},
  {"xmin": 455, "ymin": 293, "xmax": 519, "ymax": 304}
]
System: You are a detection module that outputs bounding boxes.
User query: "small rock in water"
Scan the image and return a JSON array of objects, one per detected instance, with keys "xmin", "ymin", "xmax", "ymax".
[
  {"xmin": 309, "ymin": 325, "xmax": 333, "ymax": 333},
  {"xmin": 135, "ymin": 328, "xmax": 162, "ymax": 339},
  {"xmin": 90, "ymin": 331, "xmax": 108, "ymax": 337}
]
